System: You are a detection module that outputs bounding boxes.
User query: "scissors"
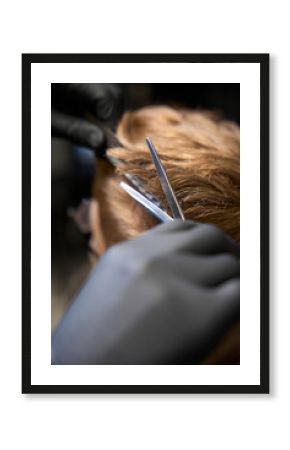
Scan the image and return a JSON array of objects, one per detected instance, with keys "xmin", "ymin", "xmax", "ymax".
[
  {"xmin": 83, "ymin": 115, "xmax": 184, "ymax": 223},
  {"xmin": 120, "ymin": 137, "xmax": 185, "ymax": 223}
]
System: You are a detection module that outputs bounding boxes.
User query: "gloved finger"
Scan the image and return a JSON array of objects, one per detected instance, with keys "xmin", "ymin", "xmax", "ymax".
[
  {"xmin": 215, "ymin": 277, "xmax": 240, "ymax": 310},
  {"xmin": 143, "ymin": 219, "xmax": 197, "ymax": 236},
  {"xmin": 142, "ymin": 221, "xmax": 238, "ymax": 257},
  {"xmin": 51, "ymin": 109, "xmax": 105, "ymax": 151},
  {"xmin": 111, "ymin": 221, "xmax": 239, "ymax": 266},
  {"xmin": 160, "ymin": 223, "xmax": 239, "ymax": 258},
  {"xmin": 140, "ymin": 223, "xmax": 239, "ymax": 259},
  {"xmin": 52, "ymin": 83, "xmax": 123, "ymax": 125},
  {"xmin": 151, "ymin": 253, "xmax": 240, "ymax": 287}
]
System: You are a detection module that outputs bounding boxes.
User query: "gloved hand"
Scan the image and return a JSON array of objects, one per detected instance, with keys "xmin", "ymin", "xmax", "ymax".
[
  {"xmin": 52, "ymin": 221, "xmax": 240, "ymax": 365},
  {"xmin": 51, "ymin": 83, "xmax": 123, "ymax": 152}
]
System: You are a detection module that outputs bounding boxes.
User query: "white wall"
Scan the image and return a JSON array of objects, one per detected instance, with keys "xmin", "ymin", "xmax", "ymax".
[{"xmin": 0, "ymin": 1, "xmax": 286, "ymax": 449}]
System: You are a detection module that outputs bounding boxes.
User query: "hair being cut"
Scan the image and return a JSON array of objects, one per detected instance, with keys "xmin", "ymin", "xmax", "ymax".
[{"xmin": 92, "ymin": 105, "xmax": 240, "ymax": 249}]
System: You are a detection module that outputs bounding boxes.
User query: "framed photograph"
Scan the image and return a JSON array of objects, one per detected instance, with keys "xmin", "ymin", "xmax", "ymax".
[{"xmin": 22, "ymin": 53, "xmax": 269, "ymax": 394}]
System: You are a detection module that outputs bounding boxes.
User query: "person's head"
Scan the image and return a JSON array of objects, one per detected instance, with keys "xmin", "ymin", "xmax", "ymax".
[{"xmin": 90, "ymin": 105, "xmax": 240, "ymax": 257}]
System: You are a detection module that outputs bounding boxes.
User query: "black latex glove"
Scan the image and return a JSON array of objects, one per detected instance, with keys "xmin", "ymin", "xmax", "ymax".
[
  {"xmin": 52, "ymin": 221, "xmax": 240, "ymax": 365},
  {"xmin": 51, "ymin": 83, "xmax": 123, "ymax": 152}
]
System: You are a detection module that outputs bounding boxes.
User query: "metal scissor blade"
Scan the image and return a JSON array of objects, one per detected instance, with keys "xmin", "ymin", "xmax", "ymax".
[
  {"xmin": 146, "ymin": 137, "xmax": 185, "ymax": 220},
  {"xmin": 120, "ymin": 182, "xmax": 173, "ymax": 223}
]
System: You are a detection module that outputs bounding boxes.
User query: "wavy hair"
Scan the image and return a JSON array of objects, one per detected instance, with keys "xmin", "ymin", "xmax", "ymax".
[{"xmin": 92, "ymin": 106, "xmax": 240, "ymax": 249}]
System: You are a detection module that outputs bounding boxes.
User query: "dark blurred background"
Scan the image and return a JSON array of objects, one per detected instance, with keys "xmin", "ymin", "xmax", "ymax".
[
  {"xmin": 121, "ymin": 84, "xmax": 240, "ymax": 123},
  {"xmin": 52, "ymin": 83, "xmax": 240, "ymax": 328}
]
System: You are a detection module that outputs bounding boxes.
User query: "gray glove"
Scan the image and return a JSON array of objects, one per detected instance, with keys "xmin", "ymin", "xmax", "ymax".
[{"xmin": 52, "ymin": 220, "xmax": 240, "ymax": 365}]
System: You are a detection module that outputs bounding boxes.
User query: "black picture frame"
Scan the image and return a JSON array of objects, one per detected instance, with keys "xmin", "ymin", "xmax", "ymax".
[{"xmin": 22, "ymin": 53, "xmax": 269, "ymax": 394}]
